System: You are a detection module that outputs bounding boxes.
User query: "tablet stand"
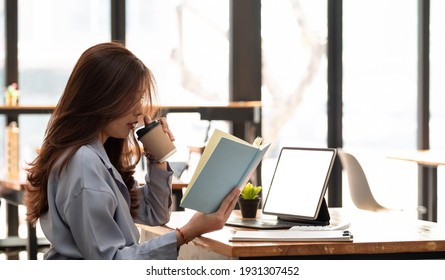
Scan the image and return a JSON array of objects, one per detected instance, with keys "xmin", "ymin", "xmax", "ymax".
[{"xmin": 276, "ymin": 198, "xmax": 331, "ymax": 226}]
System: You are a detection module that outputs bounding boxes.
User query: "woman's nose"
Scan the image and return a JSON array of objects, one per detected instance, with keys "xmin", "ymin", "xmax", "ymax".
[{"xmin": 135, "ymin": 98, "xmax": 144, "ymax": 114}]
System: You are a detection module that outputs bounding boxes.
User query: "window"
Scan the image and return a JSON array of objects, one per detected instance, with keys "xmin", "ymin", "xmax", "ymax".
[
  {"xmin": 17, "ymin": 0, "xmax": 111, "ymax": 165},
  {"xmin": 126, "ymin": 0, "xmax": 230, "ymax": 166},
  {"xmin": 430, "ymin": 0, "xmax": 445, "ymax": 221},
  {"xmin": 126, "ymin": 0, "xmax": 229, "ymax": 105},
  {"xmin": 343, "ymin": 0, "xmax": 417, "ymax": 213},
  {"xmin": 261, "ymin": 0, "xmax": 328, "ymax": 192}
]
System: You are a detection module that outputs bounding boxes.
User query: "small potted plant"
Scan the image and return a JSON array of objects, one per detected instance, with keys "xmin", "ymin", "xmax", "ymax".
[
  {"xmin": 4, "ymin": 83, "xmax": 20, "ymax": 106},
  {"xmin": 238, "ymin": 182, "xmax": 262, "ymax": 218}
]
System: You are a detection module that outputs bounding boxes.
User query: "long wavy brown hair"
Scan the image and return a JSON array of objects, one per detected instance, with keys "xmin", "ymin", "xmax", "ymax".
[{"xmin": 24, "ymin": 42, "xmax": 160, "ymax": 225}]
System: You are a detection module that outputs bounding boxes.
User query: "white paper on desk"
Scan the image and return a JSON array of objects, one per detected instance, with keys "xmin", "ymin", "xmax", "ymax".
[{"xmin": 230, "ymin": 230, "xmax": 353, "ymax": 242}]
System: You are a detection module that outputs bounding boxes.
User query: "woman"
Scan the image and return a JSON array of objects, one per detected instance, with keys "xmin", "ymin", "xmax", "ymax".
[{"xmin": 24, "ymin": 42, "xmax": 239, "ymax": 260}]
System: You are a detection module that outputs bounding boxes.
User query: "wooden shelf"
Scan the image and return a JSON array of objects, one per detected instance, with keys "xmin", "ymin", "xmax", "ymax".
[{"xmin": 0, "ymin": 105, "xmax": 55, "ymax": 114}]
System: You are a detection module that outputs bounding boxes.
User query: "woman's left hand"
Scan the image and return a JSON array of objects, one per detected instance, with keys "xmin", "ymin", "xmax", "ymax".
[
  {"xmin": 143, "ymin": 115, "xmax": 175, "ymax": 142},
  {"xmin": 142, "ymin": 115, "xmax": 173, "ymax": 170}
]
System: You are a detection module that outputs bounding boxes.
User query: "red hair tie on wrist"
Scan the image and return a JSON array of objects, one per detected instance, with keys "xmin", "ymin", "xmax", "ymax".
[{"xmin": 176, "ymin": 228, "xmax": 188, "ymax": 244}]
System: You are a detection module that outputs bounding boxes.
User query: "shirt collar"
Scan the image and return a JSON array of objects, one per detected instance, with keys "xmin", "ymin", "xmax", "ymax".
[
  {"xmin": 86, "ymin": 139, "xmax": 132, "ymax": 206},
  {"xmin": 86, "ymin": 139, "xmax": 113, "ymax": 170}
]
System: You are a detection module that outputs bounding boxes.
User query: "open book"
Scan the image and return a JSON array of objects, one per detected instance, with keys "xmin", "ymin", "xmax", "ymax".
[{"xmin": 180, "ymin": 129, "xmax": 271, "ymax": 213}]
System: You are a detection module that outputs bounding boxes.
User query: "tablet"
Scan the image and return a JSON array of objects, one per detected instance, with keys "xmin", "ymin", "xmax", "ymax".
[{"xmin": 262, "ymin": 147, "xmax": 337, "ymax": 223}]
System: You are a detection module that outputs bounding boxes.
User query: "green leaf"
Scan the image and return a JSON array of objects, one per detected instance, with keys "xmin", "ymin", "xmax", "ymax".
[{"xmin": 240, "ymin": 182, "xmax": 262, "ymax": 200}]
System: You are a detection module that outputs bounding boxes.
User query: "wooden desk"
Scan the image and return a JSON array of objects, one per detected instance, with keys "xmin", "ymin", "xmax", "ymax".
[
  {"xmin": 0, "ymin": 101, "xmax": 261, "ymax": 127},
  {"xmin": 0, "ymin": 102, "xmax": 262, "ymax": 158},
  {"xmin": 388, "ymin": 150, "xmax": 445, "ymax": 222},
  {"xmin": 138, "ymin": 209, "xmax": 445, "ymax": 259}
]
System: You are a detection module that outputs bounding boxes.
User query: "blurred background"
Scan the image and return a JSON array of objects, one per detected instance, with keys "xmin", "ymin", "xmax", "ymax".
[{"xmin": 1, "ymin": 1, "xmax": 445, "ymax": 259}]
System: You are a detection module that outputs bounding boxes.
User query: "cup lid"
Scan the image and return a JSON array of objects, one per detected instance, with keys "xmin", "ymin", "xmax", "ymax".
[{"xmin": 136, "ymin": 120, "xmax": 160, "ymax": 140}]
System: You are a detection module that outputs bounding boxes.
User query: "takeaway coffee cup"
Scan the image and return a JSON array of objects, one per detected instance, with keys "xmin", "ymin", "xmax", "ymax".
[{"xmin": 136, "ymin": 120, "xmax": 176, "ymax": 163}]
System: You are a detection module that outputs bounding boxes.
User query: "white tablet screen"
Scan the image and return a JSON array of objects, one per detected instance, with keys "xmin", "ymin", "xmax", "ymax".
[{"xmin": 262, "ymin": 147, "xmax": 337, "ymax": 221}]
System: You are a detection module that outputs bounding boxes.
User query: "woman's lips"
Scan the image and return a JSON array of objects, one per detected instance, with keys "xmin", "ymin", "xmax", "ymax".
[{"xmin": 128, "ymin": 121, "xmax": 139, "ymax": 129}]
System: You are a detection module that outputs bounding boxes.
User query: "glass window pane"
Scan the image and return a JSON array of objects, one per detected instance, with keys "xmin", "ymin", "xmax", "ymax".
[
  {"xmin": 430, "ymin": 0, "xmax": 445, "ymax": 221},
  {"xmin": 431, "ymin": 0, "xmax": 445, "ymax": 149},
  {"xmin": 126, "ymin": 0, "xmax": 229, "ymax": 105},
  {"xmin": 126, "ymin": 0, "xmax": 230, "ymax": 168},
  {"xmin": 261, "ymin": 0, "xmax": 328, "ymax": 192},
  {"xmin": 18, "ymin": 0, "xmax": 111, "ymax": 105},
  {"xmin": 343, "ymin": 0, "xmax": 417, "ymax": 213},
  {"xmin": 17, "ymin": 0, "xmax": 110, "ymax": 166},
  {"xmin": 19, "ymin": 114, "xmax": 51, "ymax": 164}
]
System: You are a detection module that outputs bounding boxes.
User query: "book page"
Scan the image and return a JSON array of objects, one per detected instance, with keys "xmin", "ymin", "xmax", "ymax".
[
  {"xmin": 182, "ymin": 129, "xmax": 261, "ymax": 199},
  {"xmin": 252, "ymin": 136, "xmax": 263, "ymax": 147}
]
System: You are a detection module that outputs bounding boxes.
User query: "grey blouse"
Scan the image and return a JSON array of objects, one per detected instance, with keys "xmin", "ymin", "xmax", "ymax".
[{"xmin": 40, "ymin": 140, "xmax": 178, "ymax": 259}]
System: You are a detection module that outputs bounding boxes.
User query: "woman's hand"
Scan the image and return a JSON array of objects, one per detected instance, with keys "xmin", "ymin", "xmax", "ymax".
[
  {"xmin": 142, "ymin": 115, "xmax": 175, "ymax": 170},
  {"xmin": 144, "ymin": 116, "xmax": 175, "ymax": 170},
  {"xmin": 176, "ymin": 187, "xmax": 241, "ymax": 246},
  {"xmin": 143, "ymin": 115, "xmax": 175, "ymax": 142}
]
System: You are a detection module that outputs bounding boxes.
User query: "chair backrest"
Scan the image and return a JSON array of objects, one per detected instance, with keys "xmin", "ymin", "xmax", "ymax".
[{"xmin": 337, "ymin": 150, "xmax": 392, "ymax": 212}]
